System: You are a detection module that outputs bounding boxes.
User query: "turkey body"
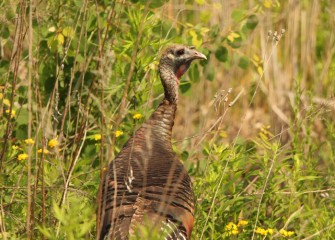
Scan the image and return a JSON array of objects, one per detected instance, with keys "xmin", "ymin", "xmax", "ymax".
[{"xmin": 98, "ymin": 45, "xmax": 206, "ymax": 240}]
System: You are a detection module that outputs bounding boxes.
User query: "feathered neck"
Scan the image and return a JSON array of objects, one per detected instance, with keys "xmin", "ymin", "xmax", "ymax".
[
  {"xmin": 140, "ymin": 100, "xmax": 176, "ymax": 147},
  {"xmin": 158, "ymin": 62, "xmax": 180, "ymax": 104}
]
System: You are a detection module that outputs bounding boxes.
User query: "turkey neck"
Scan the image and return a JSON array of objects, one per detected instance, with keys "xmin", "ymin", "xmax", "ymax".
[
  {"xmin": 139, "ymin": 65, "xmax": 179, "ymax": 145},
  {"xmin": 159, "ymin": 63, "xmax": 179, "ymax": 104}
]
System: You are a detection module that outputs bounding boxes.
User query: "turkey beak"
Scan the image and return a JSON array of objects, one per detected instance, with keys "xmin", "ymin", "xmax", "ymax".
[{"xmin": 188, "ymin": 49, "xmax": 207, "ymax": 61}]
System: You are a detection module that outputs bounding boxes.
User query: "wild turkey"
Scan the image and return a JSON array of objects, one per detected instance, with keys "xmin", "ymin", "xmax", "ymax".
[{"xmin": 98, "ymin": 45, "xmax": 207, "ymax": 240}]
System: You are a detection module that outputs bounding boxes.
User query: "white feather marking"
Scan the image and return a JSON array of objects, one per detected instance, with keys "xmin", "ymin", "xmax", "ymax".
[
  {"xmin": 125, "ymin": 166, "xmax": 135, "ymax": 193},
  {"xmin": 167, "ymin": 53, "xmax": 174, "ymax": 59}
]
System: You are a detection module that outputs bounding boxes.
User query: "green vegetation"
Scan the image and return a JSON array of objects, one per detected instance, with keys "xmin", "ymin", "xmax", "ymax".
[{"xmin": 1, "ymin": 0, "xmax": 335, "ymax": 239}]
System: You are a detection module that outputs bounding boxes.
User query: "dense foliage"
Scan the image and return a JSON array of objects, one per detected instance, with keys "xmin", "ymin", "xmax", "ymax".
[{"xmin": 0, "ymin": 0, "xmax": 334, "ymax": 239}]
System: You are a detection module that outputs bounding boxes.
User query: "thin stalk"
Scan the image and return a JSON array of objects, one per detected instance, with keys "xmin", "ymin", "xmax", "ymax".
[{"xmin": 26, "ymin": 0, "xmax": 33, "ymax": 237}]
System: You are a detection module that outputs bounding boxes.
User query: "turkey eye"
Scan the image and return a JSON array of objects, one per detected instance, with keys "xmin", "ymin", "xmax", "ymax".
[{"xmin": 176, "ymin": 49, "xmax": 185, "ymax": 56}]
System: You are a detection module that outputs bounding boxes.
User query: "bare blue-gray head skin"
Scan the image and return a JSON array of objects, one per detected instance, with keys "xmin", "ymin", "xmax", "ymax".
[{"xmin": 158, "ymin": 45, "xmax": 207, "ymax": 104}]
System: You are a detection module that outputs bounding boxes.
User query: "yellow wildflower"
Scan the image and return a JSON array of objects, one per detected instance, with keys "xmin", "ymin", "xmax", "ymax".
[
  {"xmin": 279, "ymin": 229, "xmax": 286, "ymax": 236},
  {"xmin": 237, "ymin": 220, "xmax": 248, "ymax": 227},
  {"xmin": 12, "ymin": 145, "xmax": 19, "ymax": 150},
  {"xmin": 37, "ymin": 148, "xmax": 49, "ymax": 154},
  {"xmin": 115, "ymin": 130, "xmax": 123, "ymax": 138},
  {"xmin": 18, "ymin": 153, "xmax": 28, "ymax": 161},
  {"xmin": 279, "ymin": 229, "xmax": 294, "ymax": 237},
  {"xmin": 133, "ymin": 113, "xmax": 143, "ymax": 120},
  {"xmin": 225, "ymin": 222, "xmax": 239, "ymax": 235},
  {"xmin": 225, "ymin": 222, "xmax": 237, "ymax": 230},
  {"xmin": 267, "ymin": 228, "xmax": 274, "ymax": 235},
  {"xmin": 255, "ymin": 227, "xmax": 268, "ymax": 236},
  {"xmin": 48, "ymin": 138, "xmax": 59, "ymax": 148},
  {"xmin": 94, "ymin": 134, "xmax": 102, "ymax": 141},
  {"xmin": 24, "ymin": 138, "xmax": 35, "ymax": 145},
  {"xmin": 3, "ymin": 98, "xmax": 11, "ymax": 107},
  {"xmin": 5, "ymin": 109, "xmax": 16, "ymax": 118}
]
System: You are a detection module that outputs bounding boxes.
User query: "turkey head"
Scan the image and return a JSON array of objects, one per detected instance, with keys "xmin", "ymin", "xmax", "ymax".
[{"xmin": 159, "ymin": 45, "xmax": 207, "ymax": 104}]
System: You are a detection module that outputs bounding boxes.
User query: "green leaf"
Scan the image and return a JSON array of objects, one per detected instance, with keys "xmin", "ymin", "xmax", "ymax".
[
  {"xmin": 76, "ymin": 54, "xmax": 84, "ymax": 63},
  {"xmin": 231, "ymin": 9, "xmax": 245, "ymax": 22},
  {"xmin": 206, "ymin": 65, "xmax": 215, "ymax": 81},
  {"xmin": 1, "ymin": 27, "xmax": 10, "ymax": 38},
  {"xmin": 215, "ymin": 46, "xmax": 228, "ymax": 62},
  {"xmin": 227, "ymin": 34, "xmax": 242, "ymax": 48},
  {"xmin": 148, "ymin": 0, "xmax": 166, "ymax": 8},
  {"xmin": 181, "ymin": 151, "xmax": 189, "ymax": 161},
  {"xmin": 62, "ymin": 26, "xmax": 74, "ymax": 38},
  {"xmin": 37, "ymin": 226, "xmax": 54, "ymax": 239},
  {"xmin": 200, "ymin": 11, "xmax": 211, "ymax": 23},
  {"xmin": 298, "ymin": 176, "xmax": 320, "ymax": 181},
  {"xmin": 246, "ymin": 15, "xmax": 258, "ymax": 30},
  {"xmin": 47, "ymin": 37, "xmax": 58, "ymax": 52},
  {"xmin": 210, "ymin": 24, "xmax": 220, "ymax": 38},
  {"xmin": 189, "ymin": 64, "xmax": 200, "ymax": 83},
  {"xmin": 180, "ymin": 80, "xmax": 192, "ymax": 93},
  {"xmin": 202, "ymin": 146, "xmax": 210, "ymax": 156},
  {"xmin": 0, "ymin": 60, "xmax": 9, "ymax": 75},
  {"xmin": 16, "ymin": 108, "xmax": 29, "ymax": 126},
  {"xmin": 238, "ymin": 57, "xmax": 249, "ymax": 69},
  {"xmin": 52, "ymin": 202, "xmax": 65, "ymax": 221}
]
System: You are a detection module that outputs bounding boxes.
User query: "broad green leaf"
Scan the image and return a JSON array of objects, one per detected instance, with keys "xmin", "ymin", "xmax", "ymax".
[
  {"xmin": 47, "ymin": 37, "xmax": 58, "ymax": 52},
  {"xmin": 181, "ymin": 151, "xmax": 189, "ymax": 161},
  {"xmin": 238, "ymin": 57, "xmax": 249, "ymax": 69},
  {"xmin": 200, "ymin": 11, "xmax": 211, "ymax": 23},
  {"xmin": 62, "ymin": 26, "xmax": 74, "ymax": 38},
  {"xmin": 76, "ymin": 54, "xmax": 84, "ymax": 63},
  {"xmin": 180, "ymin": 80, "xmax": 192, "ymax": 93},
  {"xmin": 215, "ymin": 46, "xmax": 228, "ymax": 62},
  {"xmin": 189, "ymin": 63, "xmax": 200, "ymax": 83},
  {"xmin": 246, "ymin": 15, "xmax": 259, "ymax": 30},
  {"xmin": 231, "ymin": 9, "xmax": 245, "ymax": 22}
]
